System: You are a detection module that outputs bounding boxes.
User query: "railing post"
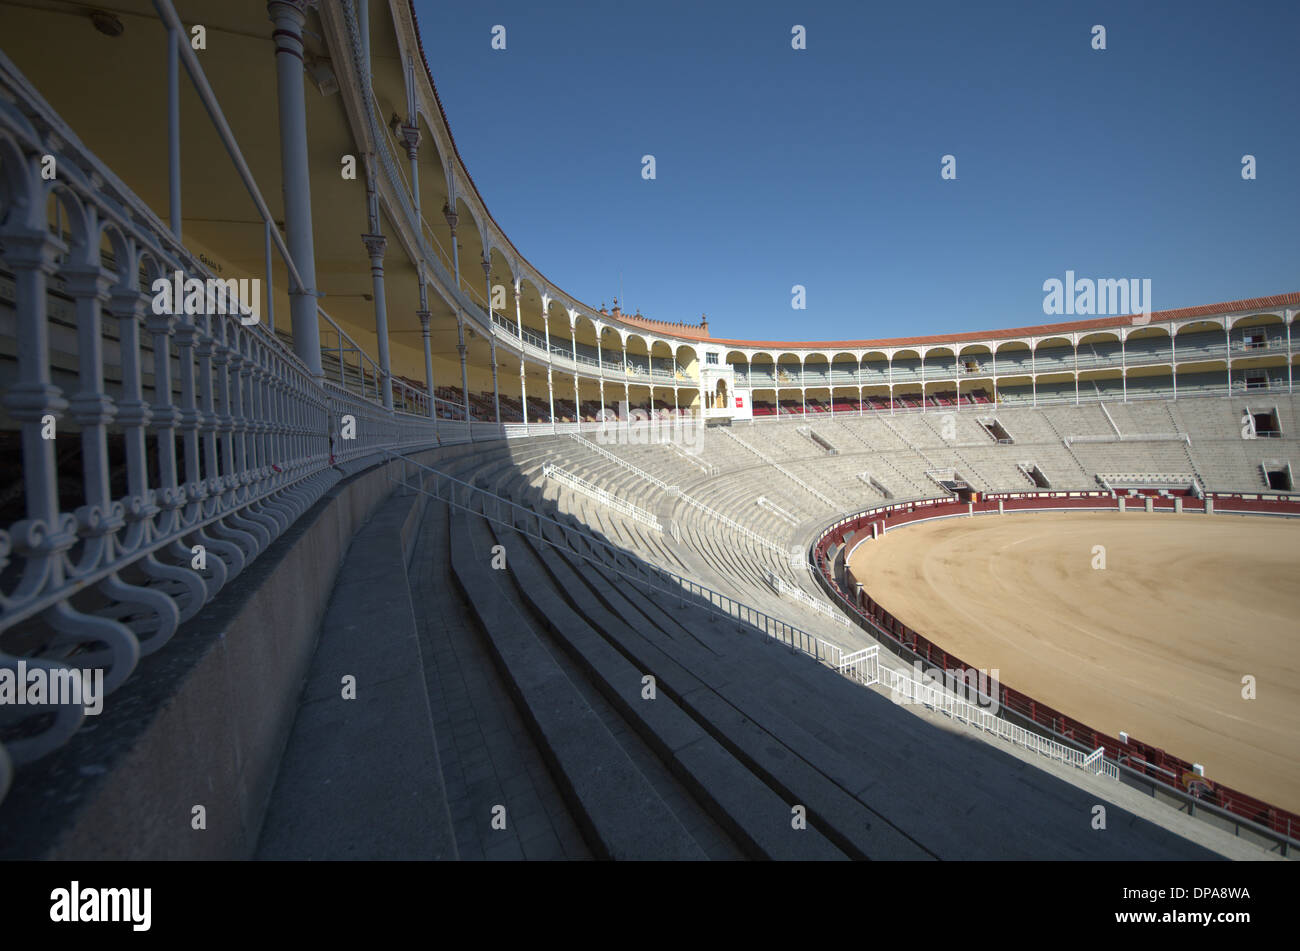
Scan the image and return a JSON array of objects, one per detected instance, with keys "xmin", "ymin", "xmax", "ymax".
[{"xmin": 166, "ymin": 24, "xmax": 182, "ymax": 239}]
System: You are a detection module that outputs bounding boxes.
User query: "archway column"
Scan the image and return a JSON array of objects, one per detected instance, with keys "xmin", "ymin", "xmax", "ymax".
[
  {"xmin": 547, "ymin": 367, "xmax": 555, "ymax": 431},
  {"xmin": 417, "ymin": 309, "xmax": 436, "ymax": 428},
  {"xmin": 1287, "ymin": 311, "xmax": 1294, "ymax": 394},
  {"xmin": 1225, "ymin": 323, "xmax": 1232, "ymax": 396},
  {"xmin": 402, "ymin": 123, "xmax": 422, "ymax": 217},
  {"xmin": 443, "ymin": 204, "xmax": 460, "ymax": 291},
  {"xmin": 1073, "ymin": 336, "xmax": 1080, "ymax": 405},
  {"xmin": 268, "ymin": 0, "xmax": 321, "ymax": 377},
  {"xmin": 519, "ymin": 360, "xmax": 528, "ymax": 432},
  {"xmin": 456, "ymin": 314, "xmax": 470, "ymax": 424},
  {"xmin": 514, "ymin": 280, "xmax": 523, "ymax": 339},
  {"xmin": 1121, "ymin": 335, "xmax": 1127, "ymax": 401},
  {"xmin": 568, "ymin": 311, "xmax": 578, "ymax": 371},
  {"xmin": 491, "ymin": 338, "xmax": 501, "ymax": 425},
  {"xmin": 1031, "ymin": 345, "xmax": 1037, "ymax": 405},
  {"xmin": 361, "ymin": 233, "xmax": 393, "ymax": 410}
]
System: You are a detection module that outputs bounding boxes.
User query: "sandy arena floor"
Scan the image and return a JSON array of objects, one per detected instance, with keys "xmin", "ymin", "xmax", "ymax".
[{"xmin": 847, "ymin": 510, "xmax": 1300, "ymax": 813}]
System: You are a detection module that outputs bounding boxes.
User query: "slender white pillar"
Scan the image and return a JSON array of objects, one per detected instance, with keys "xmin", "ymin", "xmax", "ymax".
[
  {"xmin": 1073, "ymin": 334, "xmax": 1080, "ymax": 404},
  {"xmin": 403, "ymin": 124, "xmax": 421, "ymax": 217},
  {"xmin": 491, "ymin": 339, "xmax": 501, "ymax": 425},
  {"xmin": 547, "ymin": 367, "xmax": 555, "ymax": 429},
  {"xmin": 520, "ymin": 360, "xmax": 529, "ymax": 432},
  {"xmin": 263, "ymin": 220, "xmax": 275, "ymax": 333},
  {"xmin": 1121, "ymin": 333, "xmax": 1126, "ymax": 401},
  {"xmin": 456, "ymin": 314, "xmax": 470, "ymax": 424},
  {"xmin": 1287, "ymin": 311, "xmax": 1293, "ymax": 394},
  {"xmin": 268, "ymin": 0, "xmax": 322, "ymax": 376},
  {"xmin": 1225, "ymin": 323, "xmax": 1232, "ymax": 396},
  {"xmin": 362, "ymin": 233, "xmax": 393, "ymax": 409},
  {"xmin": 167, "ymin": 25, "xmax": 181, "ymax": 240},
  {"xmin": 417, "ymin": 309, "xmax": 436, "ymax": 428},
  {"xmin": 514, "ymin": 280, "xmax": 524, "ymax": 340},
  {"xmin": 444, "ymin": 204, "xmax": 460, "ymax": 290}
]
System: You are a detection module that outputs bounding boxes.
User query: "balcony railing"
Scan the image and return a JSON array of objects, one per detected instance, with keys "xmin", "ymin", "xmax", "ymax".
[{"xmin": 0, "ymin": 30, "xmax": 439, "ymax": 799}]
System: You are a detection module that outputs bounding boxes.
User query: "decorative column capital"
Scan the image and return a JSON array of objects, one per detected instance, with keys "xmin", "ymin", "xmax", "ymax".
[
  {"xmin": 63, "ymin": 265, "xmax": 115, "ymax": 301},
  {"xmin": 4, "ymin": 229, "xmax": 64, "ymax": 274},
  {"xmin": 109, "ymin": 287, "xmax": 151, "ymax": 321},
  {"xmin": 442, "ymin": 203, "xmax": 458, "ymax": 233},
  {"xmin": 361, "ymin": 233, "xmax": 387, "ymax": 261},
  {"xmin": 400, "ymin": 122, "xmax": 421, "ymax": 156},
  {"xmin": 480, "ymin": 255, "xmax": 491, "ymax": 277},
  {"xmin": 267, "ymin": 1, "xmax": 314, "ymax": 49},
  {"xmin": 416, "ymin": 309, "xmax": 431, "ymax": 331}
]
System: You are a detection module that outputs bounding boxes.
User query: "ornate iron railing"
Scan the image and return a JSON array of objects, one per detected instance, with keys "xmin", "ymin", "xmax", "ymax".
[{"xmin": 0, "ymin": 41, "xmax": 438, "ymax": 795}]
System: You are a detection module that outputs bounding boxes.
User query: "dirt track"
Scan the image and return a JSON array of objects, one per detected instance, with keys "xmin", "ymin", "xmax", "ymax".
[{"xmin": 847, "ymin": 511, "xmax": 1300, "ymax": 814}]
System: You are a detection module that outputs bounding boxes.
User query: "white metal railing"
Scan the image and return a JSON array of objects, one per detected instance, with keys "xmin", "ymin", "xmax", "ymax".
[
  {"xmin": 1099, "ymin": 402, "xmax": 1121, "ymax": 436},
  {"xmin": 1097, "ymin": 472, "xmax": 1195, "ymax": 487},
  {"xmin": 568, "ymin": 433, "xmax": 676, "ymax": 491},
  {"xmin": 543, "ymin": 464, "xmax": 662, "ymax": 531},
  {"xmin": 566, "ymin": 435, "xmax": 791, "ymax": 556},
  {"xmin": 0, "ymin": 41, "xmax": 439, "ymax": 792},
  {"xmin": 756, "ymin": 496, "xmax": 799, "ymax": 525},
  {"xmin": 720, "ymin": 428, "xmax": 839, "ymax": 508},
  {"xmin": 1066, "ymin": 433, "xmax": 1190, "ymax": 445},
  {"xmin": 667, "ymin": 440, "xmax": 719, "ymax": 475},
  {"xmin": 874, "ymin": 666, "xmax": 1120, "ymax": 779},
  {"xmin": 764, "ymin": 569, "xmax": 851, "ymax": 626},
  {"xmin": 681, "ymin": 495, "xmax": 792, "ymax": 558},
  {"xmin": 837, "ymin": 647, "xmax": 880, "ymax": 684}
]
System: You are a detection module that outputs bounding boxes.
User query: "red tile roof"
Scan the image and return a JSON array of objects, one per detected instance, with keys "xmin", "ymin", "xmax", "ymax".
[{"xmin": 691, "ymin": 293, "xmax": 1300, "ymax": 351}]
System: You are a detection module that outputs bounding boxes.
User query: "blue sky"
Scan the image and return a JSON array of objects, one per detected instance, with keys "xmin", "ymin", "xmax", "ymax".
[{"xmin": 416, "ymin": 0, "xmax": 1298, "ymax": 341}]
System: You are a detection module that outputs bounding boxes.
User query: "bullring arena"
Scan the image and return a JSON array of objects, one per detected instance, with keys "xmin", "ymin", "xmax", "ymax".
[
  {"xmin": 847, "ymin": 510, "xmax": 1300, "ymax": 814},
  {"xmin": 1, "ymin": 1, "xmax": 1298, "ymax": 863}
]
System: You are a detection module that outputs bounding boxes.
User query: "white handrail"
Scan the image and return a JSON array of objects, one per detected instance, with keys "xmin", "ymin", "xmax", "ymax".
[
  {"xmin": 764, "ymin": 568, "xmax": 850, "ymax": 626},
  {"xmin": 721, "ymin": 428, "xmax": 838, "ymax": 508},
  {"xmin": 567, "ymin": 434, "xmax": 791, "ymax": 555},
  {"xmin": 543, "ymin": 464, "xmax": 662, "ymax": 531}
]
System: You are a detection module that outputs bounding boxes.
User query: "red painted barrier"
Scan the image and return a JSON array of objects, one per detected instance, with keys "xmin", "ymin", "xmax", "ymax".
[{"xmin": 815, "ymin": 491, "xmax": 1300, "ymax": 840}]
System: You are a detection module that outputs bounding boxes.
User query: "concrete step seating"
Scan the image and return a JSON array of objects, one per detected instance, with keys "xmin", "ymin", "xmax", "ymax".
[
  {"xmin": 262, "ymin": 397, "xmax": 1300, "ymax": 858},
  {"xmin": 455, "ymin": 445, "xmax": 1227, "ymax": 857}
]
